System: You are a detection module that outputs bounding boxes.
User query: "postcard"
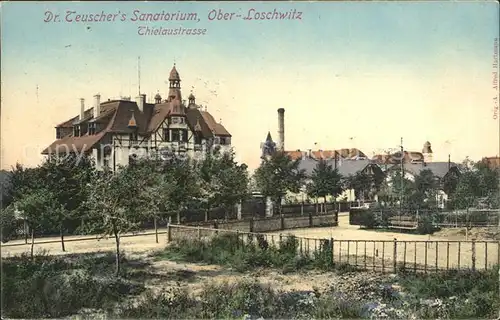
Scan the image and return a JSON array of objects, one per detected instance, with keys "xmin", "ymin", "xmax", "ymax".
[{"xmin": 1, "ymin": 1, "xmax": 499, "ymax": 319}]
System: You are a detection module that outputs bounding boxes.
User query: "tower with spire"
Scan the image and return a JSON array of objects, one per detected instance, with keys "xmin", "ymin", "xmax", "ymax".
[
  {"xmin": 168, "ymin": 64, "xmax": 182, "ymax": 102},
  {"xmin": 260, "ymin": 131, "xmax": 277, "ymax": 159},
  {"xmin": 422, "ymin": 141, "xmax": 433, "ymax": 163}
]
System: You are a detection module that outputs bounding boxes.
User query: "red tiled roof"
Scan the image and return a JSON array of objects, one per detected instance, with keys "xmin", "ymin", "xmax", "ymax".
[
  {"xmin": 44, "ymin": 96, "xmax": 231, "ymax": 154},
  {"xmin": 482, "ymin": 157, "xmax": 500, "ymax": 169},
  {"xmin": 200, "ymin": 110, "xmax": 231, "ymax": 137},
  {"xmin": 372, "ymin": 151, "xmax": 424, "ymax": 164},
  {"xmin": 285, "ymin": 148, "xmax": 366, "ymax": 161},
  {"xmin": 44, "ymin": 65, "xmax": 232, "ymax": 154}
]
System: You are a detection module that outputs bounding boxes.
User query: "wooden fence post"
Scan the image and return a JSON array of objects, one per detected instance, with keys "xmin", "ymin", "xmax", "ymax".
[
  {"xmin": 309, "ymin": 211, "xmax": 313, "ymax": 227},
  {"xmin": 330, "ymin": 237, "xmax": 334, "ymax": 265},
  {"xmin": 167, "ymin": 223, "xmax": 172, "ymax": 242},
  {"xmin": 154, "ymin": 216, "xmax": 159, "ymax": 244},
  {"xmin": 485, "ymin": 242, "xmax": 488, "ymax": 270},
  {"xmin": 24, "ymin": 220, "xmax": 28, "ymax": 244},
  {"xmin": 280, "ymin": 214, "xmax": 285, "ymax": 230},
  {"xmin": 393, "ymin": 238, "xmax": 397, "ymax": 273},
  {"xmin": 250, "ymin": 218, "xmax": 254, "ymax": 233},
  {"xmin": 435, "ymin": 241, "xmax": 438, "ymax": 271},
  {"xmin": 472, "ymin": 239, "xmax": 476, "ymax": 271}
]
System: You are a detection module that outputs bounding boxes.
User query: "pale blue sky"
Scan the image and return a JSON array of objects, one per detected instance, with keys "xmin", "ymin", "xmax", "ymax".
[{"xmin": 1, "ymin": 1, "xmax": 499, "ymax": 170}]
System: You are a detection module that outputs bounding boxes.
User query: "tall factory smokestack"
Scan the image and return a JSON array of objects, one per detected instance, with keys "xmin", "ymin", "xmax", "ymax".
[{"xmin": 277, "ymin": 108, "xmax": 285, "ymax": 151}]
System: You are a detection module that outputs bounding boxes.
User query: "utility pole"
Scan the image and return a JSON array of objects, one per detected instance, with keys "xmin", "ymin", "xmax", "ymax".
[
  {"xmin": 138, "ymin": 56, "xmax": 141, "ymax": 95},
  {"xmin": 400, "ymin": 137, "xmax": 404, "ymax": 219}
]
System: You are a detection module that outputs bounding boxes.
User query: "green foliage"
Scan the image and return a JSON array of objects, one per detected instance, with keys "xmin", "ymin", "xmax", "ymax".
[
  {"xmin": 160, "ymin": 233, "xmax": 318, "ymax": 273},
  {"xmin": 119, "ymin": 278, "xmax": 363, "ymax": 319},
  {"xmin": 0, "ymin": 205, "xmax": 19, "ymax": 242},
  {"xmin": 400, "ymin": 267, "xmax": 499, "ymax": 318},
  {"xmin": 450, "ymin": 161, "xmax": 499, "ymax": 209},
  {"xmin": 255, "ymin": 151, "xmax": 306, "ymax": 213},
  {"xmin": 306, "ymin": 160, "xmax": 343, "ymax": 201},
  {"xmin": 1, "ymin": 251, "xmax": 145, "ymax": 319},
  {"xmin": 198, "ymin": 149, "xmax": 250, "ymax": 219}
]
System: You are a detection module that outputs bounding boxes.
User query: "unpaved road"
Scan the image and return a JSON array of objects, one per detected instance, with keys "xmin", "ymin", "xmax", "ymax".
[{"xmin": 2, "ymin": 213, "xmax": 498, "ymax": 271}]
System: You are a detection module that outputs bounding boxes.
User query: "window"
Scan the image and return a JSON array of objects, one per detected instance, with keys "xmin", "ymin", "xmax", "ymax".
[
  {"xmin": 181, "ymin": 129, "xmax": 188, "ymax": 142},
  {"xmin": 129, "ymin": 132, "xmax": 138, "ymax": 142},
  {"xmin": 56, "ymin": 128, "xmax": 62, "ymax": 139},
  {"xmin": 220, "ymin": 137, "xmax": 231, "ymax": 145},
  {"xmin": 74, "ymin": 126, "xmax": 80, "ymax": 137},
  {"xmin": 163, "ymin": 128, "xmax": 170, "ymax": 141},
  {"xmin": 88, "ymin": 123, "xmax": 97, "ymax": 135},
  {"xmin": 170, "ymin": 117, "xmax": 179, "ymax": 124},
  {"xmin": 194, "ymin": 133, "xmax": 202, "ymax": 145},
  {"xmin": 171, "ymin": 129, "xmax": 180, "ymax": 142},
  {"xmin": 214, "ymin": 136, "xmax": 220, "ymax": 144}
]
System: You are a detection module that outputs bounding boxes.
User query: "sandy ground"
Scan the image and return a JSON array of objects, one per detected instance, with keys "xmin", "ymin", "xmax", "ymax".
[
  {"xmin": 267, "ymin": 214, "xmax": 500, "ymax": 271},
  {"xmin": 1, "ymin": 229, "xmax": 170, "ymax": 258},
  {"xmin": 2, "ymin": 213, "xmax": 499, "ymax": 270}
]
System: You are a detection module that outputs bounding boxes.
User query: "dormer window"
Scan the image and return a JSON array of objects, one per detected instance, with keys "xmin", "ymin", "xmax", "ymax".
[
  {"xmin": 56, "ymin": 128, "xmax": 62, "ymax": 139},
  {"xmin": 169, "ymin": 116, "xmax": 185, "ymax": 125}
]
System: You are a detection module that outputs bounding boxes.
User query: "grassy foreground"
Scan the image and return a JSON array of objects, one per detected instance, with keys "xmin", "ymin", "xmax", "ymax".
[{"xmin": 1, "ymin": 234, "xmax": 499, "ymax": 319}]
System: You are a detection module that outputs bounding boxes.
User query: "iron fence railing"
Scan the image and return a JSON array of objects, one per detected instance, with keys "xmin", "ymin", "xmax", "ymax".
[{"xmin": 168, "ymin": 224, "xmax": 500, "ymax": 273}]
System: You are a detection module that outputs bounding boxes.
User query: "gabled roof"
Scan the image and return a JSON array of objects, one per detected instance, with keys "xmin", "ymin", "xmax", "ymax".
[
  {"xmin": 298, "ymin": 158, "xmax": 379, "ymax": 178},
  {"xmin": 387, "ymin": 162, "xmax": 458, "ymax": 178},
  {"xmin": 337, "ymin": 159, "xmax": 372, "ymax": 177},
  {"xmin": 43, "ymin": 97, "xmax": 231, "ymax": 154}
]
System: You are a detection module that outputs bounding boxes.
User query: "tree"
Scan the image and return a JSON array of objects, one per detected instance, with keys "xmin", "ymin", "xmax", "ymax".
[
  {"xmin": 85, "ymin": 166, "xmax": 150, "ymax": 276},
  {"xmin": 15, "ymin": 188, "xmax": 60, "ymax": 260},
  {"xmin": 306, "ymin": 160, "xmax": 343, "ymax": 206},
  {"xmin": 197, "ymin": 149, "xmax": 250, "ymax": 220},
  {"xmin": 389, "ymin": 170, "xmax": 414, "ymax": 207},
  {"xmin": 166, "ymin": 158, "xmax": 202, "ymax": 223},
  {"xmin": 409, "ymin": 169, "xmax": 438, "ymax": 209},
  {"xmin": 39, "ymin": 154, "xmax": 95, "ymax": 251},
  {"xmin": 254, "ymin": 151, "xmax": 306, "ymax": 214},
  {"xmin": 128, "ymin": 157, "xmax": 175, "ymax": 242}
]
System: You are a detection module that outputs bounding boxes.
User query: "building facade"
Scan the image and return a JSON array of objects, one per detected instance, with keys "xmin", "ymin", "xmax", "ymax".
[{"xmin": 42, "ymin": 65, "xmax": 232, "ymax": 170}]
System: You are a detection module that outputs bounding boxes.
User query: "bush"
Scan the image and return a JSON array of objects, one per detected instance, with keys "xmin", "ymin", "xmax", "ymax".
[
  {"xmin": 162, "ymin": 234, "xmax": 323, "ymax": 273},
  {"xmin": 400, "ymin": 267, "xmax": 499, "ymax": 318},
  {"xmin": 118, "ymin": 279, "xmax": 363, "ymax": 319},
  {"xmin": 1, "ymin": 251, "xmax": 145, "ymax": 318}
]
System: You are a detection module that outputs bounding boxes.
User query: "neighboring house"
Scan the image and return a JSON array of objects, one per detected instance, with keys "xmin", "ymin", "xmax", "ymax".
[
  {"xmin": 372, "ymin": 141, "xmax": 434, "ymax": 168},
  {"xmin": 42, "ymin": 65, "xmax": 232, "ymax": 170},
  {"xmin": 481, "ymin": 156, "xmax": 500, "ymax": 170},
  {"xmin": 385, "ymin": 161, "xmax": 461, "ymax": 208}
]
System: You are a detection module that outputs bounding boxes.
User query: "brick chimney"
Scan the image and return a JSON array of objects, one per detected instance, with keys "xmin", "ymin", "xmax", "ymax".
[
  {"xmin": 80, "ymin": 98, "xmax": 85, "ymax": 121},
  {"xmin": 93, "ymin": 94, "xmax": 101, "ymax": 118},
  {"xmin": 136, "ymin": 94, "xmax": 146, "ymax": 112},
  {"xmin": 277, "ymin": 108, "xmax": 285, "ymax": 151}
]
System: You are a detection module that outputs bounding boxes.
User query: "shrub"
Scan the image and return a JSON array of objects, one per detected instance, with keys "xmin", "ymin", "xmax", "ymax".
[
  {"xmin": 1, "ymin": 251, "xmax": 145, "ymax": 318},
  {"xmin": 400, "ymin": 267, "xmax": 499, "ymax": 318}
]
